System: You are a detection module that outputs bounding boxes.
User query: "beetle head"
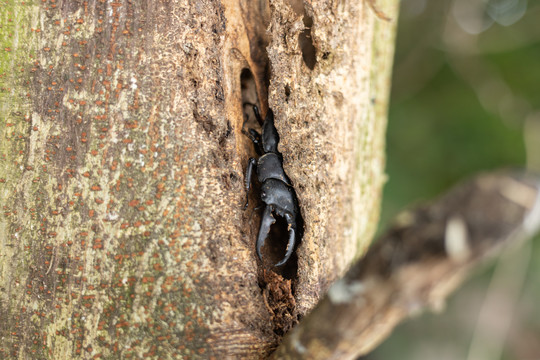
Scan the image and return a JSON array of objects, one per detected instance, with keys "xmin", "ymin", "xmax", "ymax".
[{"xmin": 261, "ymin": 180, "xmax": 297, "ymax": 216}]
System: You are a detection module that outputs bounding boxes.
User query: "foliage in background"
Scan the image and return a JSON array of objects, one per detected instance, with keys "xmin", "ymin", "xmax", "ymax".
[{"xmin": 373, "ymin": 0, "xmax": 540, "ymax": 358}]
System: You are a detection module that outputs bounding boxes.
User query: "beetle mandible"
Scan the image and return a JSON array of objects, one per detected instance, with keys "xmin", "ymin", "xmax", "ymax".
[{"xmin": 243, "ymin": 104, "xmax": 299, "ymax": 266}]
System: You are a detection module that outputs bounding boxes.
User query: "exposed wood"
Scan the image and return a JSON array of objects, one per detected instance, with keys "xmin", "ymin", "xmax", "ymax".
[
  {"xmin": 273, "ymin": 171, "xmax": 540, "ymax": 359},
  {"xmin": 0, "ymin": 0, "xmax": 398, "ymax": 358}
]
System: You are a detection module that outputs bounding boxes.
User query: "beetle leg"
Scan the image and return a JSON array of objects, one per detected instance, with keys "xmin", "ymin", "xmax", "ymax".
[
  {"xmin": 244, "ymin": 158, "xmax": 257, "ymax": 209},
  {"xmin": 251, "ymin": 104, "xmax": 264, "ymax": 126},
  {"xmin": 275, "ymin": 213, "xmax": 296, "ymax": 267},
  {"xmin": 242, "ymin": 102, "xmax": 264, "ymax": 126},
  {"xmin": 242, "ymin": 128, "xmax": 263, "ymax": 155},
  {"xmin": 257, "ymin": 205, "xmax": 275, "ymax": 261}
]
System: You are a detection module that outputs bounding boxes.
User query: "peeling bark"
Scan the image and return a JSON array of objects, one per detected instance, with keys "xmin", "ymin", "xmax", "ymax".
[{"xmin": 0, "ymin": 0, "xmax": 397, "ymax": 358}]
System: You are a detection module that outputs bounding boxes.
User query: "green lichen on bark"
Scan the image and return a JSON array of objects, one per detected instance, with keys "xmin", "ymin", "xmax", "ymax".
[
  {"xmin": 0, "ymin": 1, "xmax": 46, "ymax": 357},
  {"xmin": 0, "ymin": 1, "xmax": 36, "ymax": 188}
]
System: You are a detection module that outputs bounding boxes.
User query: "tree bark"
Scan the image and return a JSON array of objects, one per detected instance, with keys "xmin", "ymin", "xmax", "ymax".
[{"xmin": 0, "ymin": 0, "xmax": 397, "ymax": 358}]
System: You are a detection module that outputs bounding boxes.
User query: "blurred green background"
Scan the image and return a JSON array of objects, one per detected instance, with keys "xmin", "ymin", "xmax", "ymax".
[{"xmin": 371, "ymin": 0, "xmax": 540, "ymax": 359}]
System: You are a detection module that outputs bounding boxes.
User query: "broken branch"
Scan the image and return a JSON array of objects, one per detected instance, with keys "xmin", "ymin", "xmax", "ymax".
[{"xmin": 273, "ymin": 171, "xmax": 540, "ymax": 360}]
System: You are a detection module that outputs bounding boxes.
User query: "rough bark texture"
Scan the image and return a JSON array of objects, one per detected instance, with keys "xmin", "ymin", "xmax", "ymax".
[
  {"xmin": 0, "ymin": 0, "xmax": 397, "ymax": 358},
  {"xmin": 267, "ymin": 0, "xmax": 398, "ymax": 316}
]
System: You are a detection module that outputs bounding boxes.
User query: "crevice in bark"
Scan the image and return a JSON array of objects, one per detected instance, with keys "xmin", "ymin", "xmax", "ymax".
[
  {"xmin": 240, "ymin": 64, "xmax": 304, "ymax": 337},
  {"xmin": 298, "ymin": 4, "xmax": 317, "ymax": 70},
  {"xmin": 240, "ymin": 0, "xmax": 271, "ymax": 108},
  {"xmin": 285, "ymin": 0, "xmax": 317, "ymax": 70},
  {"xmin": 241, "ymin": 68, "xmax": 259, "ymax": 107},
  {"xmin": 284, "ymin": 84, "xmax": 291, "ymax": 102}
]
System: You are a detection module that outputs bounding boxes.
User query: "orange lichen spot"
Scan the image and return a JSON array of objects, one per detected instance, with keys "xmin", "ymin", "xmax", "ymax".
[
  {"xmin": 48, "ymin": 232, "xmax": 57, "ymax": 237},
  {"xmin": 153, "ymin": 263, "xmax": 163, "ymax": 271},
  {"xmin": 76, "ymin": 18, "xmax": 84, "ymax": 24},
  {"xmin": 79, "ymin": 100, "xmax": 87, "ymax": 105},
  {"xmin": 128, "ymin": 199, "xmax": 139, "ymax": 207},
  {"xmin": 95, "ymin": 198, "xmax": 104, "ymax": 204},
  {"xmin": 93, "ymin": 242, "xmax": 103, "ymax": 249},
  {"xmin": 122, "ymin": 138, "xmax": 133, "ymax": 144},
  {"xmin": 125, "ymin": 121, "xmax": 138, "ymax": 129},
  {"xmin": 142, "ymin": 276, "xmax": 155, "ymax": 284},
  {"xmin": 43, "ymin": 47, "xmax": 50, "ymax": 52},
  {"xmin": 88, "ymin": 209, "xmax": 95, "ymax": 217},
  {"xmin": 91, "ymin": 185, "xmax": 101, "ymax": 191},
  {"xmin": 66, "ymin": 146, "xmax": 73, "ymax": 151},
  {"xmin": 82, "ymin": 171, "xmax": 90, "ymax": 177}
]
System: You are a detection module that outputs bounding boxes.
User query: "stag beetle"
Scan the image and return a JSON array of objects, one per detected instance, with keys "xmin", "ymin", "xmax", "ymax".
[{"xmin": 243, "ymin": 104, "xmax": 299, "ymax": 267}]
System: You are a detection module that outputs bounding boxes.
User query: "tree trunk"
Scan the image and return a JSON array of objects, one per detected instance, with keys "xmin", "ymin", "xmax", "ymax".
[{"xmin": 0, "ymin": 0, "xmax": 398, "ymax": 358}]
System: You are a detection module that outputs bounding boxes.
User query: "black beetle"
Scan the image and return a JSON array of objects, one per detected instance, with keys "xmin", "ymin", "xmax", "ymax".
[{"xmin": 243, "ymin": 104, "xmax": 299, "ymax": 266}]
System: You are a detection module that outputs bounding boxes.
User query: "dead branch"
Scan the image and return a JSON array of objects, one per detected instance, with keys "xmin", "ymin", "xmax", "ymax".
[{"xmin": 273, "ymin": 171, "xmax": 540, "ymax": 359}]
